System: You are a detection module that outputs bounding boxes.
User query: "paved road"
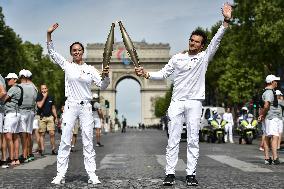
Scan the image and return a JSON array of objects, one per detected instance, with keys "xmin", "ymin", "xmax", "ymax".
[{"xmin": 0, "ymin": 128, "xmax": 283, "ymax": 188}]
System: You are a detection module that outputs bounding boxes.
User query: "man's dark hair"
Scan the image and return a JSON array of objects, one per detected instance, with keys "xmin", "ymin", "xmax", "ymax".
[
  {"xmin": 69, "ymin": 42, "xmax": 84, "ymax": 54},
  {"xmin": 190, "ymin": 30, "xmax": 207, "ymax": 45}
]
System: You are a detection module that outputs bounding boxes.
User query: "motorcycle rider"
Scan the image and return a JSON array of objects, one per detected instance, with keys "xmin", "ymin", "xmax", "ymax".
[
  {"xmin": 208, "ymin": 108, "xmax": 225, "ymax": 143},
  {"xmin": 223, "ymin": 108, "xmax": 234, "ymax": 143},
  {"xmin": 238, "ymin": 107, "xmax": 254, "ymax": 144},
  {"xmin": 209, "ymin": 108, "xmax": 221, "ymax": 121},
  {"xmin": 238, "ymin": 107, "xmax": 250, "ymax": 123}
]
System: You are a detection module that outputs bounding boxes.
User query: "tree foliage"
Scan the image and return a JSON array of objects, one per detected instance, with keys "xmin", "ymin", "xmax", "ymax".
[
  {"xmin": 0, "ymin": 7, "xmax": 65, "ymax": 107},
  {"xmin": 155, "ymin": 0, "xmax": 284, "ymax": 117},
  {"xmin": 154, "ymin": 85, "xmax": 172, "ymax": 117},
  {"xmin": 209, "ymin": 0, "xmax": 284, "ymax": 106}
]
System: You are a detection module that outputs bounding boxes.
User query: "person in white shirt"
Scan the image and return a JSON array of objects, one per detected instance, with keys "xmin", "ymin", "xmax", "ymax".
[
  {"xmin": 135, "ymin": 3, "xmax": 232, "ymax": 187},
  {"xmin": 47, "ymin": 23, "xmax": 110, "ymax": 185},
  {"xmin": 223, "ymin": 107, "xmax": 234, "ymax": 143}
]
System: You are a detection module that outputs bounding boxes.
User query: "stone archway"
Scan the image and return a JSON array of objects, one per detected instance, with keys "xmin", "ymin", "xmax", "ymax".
[
  {"xmin": 115, "ymin": 75, "xmax": 142, "ymax": 125},
  {"xmin": 85, "ymin": 41, "xmax": 171, "ymax": 126}
]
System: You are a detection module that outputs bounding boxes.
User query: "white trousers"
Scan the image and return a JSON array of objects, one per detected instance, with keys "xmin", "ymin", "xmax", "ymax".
[
  {"xmin": 57, "ymin": 100, "xmax": 96, "ymax": 177},
  {"xmin": 166, "ymin": 100, "xmax": 202, "ymax": 176},
  {"xmin": 224, "ymin": 123, "xmax": 233, "ymax": 143}
]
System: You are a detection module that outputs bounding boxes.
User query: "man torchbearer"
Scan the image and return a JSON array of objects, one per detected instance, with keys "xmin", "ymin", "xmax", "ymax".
[{"xmin": 135, "ymin": 3, "xmax": 232, "ymax": 187}]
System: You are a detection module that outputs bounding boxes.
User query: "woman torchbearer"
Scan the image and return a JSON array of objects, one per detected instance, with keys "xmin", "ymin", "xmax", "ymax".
[{"xmin": 47, "ymin": 23, "xmax": 110, "ymax": 185}]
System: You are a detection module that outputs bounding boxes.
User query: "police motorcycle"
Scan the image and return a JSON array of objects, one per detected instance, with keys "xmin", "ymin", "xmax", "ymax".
[
  {"xmin": 237, "ymin": 107, "xmax": 258, "ymax": 144},
  {"xmin": 207, "ymin": 111, "xmax": 226, "ymax": 143}
]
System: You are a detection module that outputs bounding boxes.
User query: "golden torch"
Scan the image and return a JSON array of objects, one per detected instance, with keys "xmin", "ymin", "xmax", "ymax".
[
  {"xmin": 118, "ymin": 21, "xmax": 140, "ymax": 67},
  {"xmin": 102, "ymin": 22, "xmax": 115, "ymax": 79}
]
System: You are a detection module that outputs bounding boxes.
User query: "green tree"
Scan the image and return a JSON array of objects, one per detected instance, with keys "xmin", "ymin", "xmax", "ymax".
[
  {"xmin": 21, "ymin": 41, "xmax": 65, "ymax": 106},
  {"xmin": 206, "ymin": 0, "xmax": 284, "ymax": 106},
  {"xmin": 0, "ymin": 6, "xmax": 65, "ymax": 107},
  {"xmin": 0, "ymin": 7, "xmax": 23, "ymax": 75},
  {"xmin": 154, "ymin": 85, "xmax": 172, "ymax": 117},
  {"xmin": 155, "ymin": 1, "xmax": 284, "ymax": 114}
]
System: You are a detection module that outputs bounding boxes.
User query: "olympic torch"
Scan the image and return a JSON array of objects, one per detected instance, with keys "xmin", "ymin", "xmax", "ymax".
[
  {"xmin": 102, "ymin": 22, "xmax": 115, "ymax": 79},
  {"xmin": 118, "ymin": 21, "xmax": 140, "ymax": 67}
]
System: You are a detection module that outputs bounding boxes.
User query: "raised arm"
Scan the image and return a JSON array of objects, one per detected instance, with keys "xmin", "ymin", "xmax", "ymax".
[
  {"xmin": 205, "ymin": 3, "xmax": 232, "ymax": 62},
  {"xmin": 47, "ymin": 23, "xmax": 58, "ymax": 42},
  {"xmin": 222, "ymin": 3, "xmax": 232, "ymax": 28},
  {"xmin": 46, "ymin": 23, "xmax": 68, "ymax": 69}
]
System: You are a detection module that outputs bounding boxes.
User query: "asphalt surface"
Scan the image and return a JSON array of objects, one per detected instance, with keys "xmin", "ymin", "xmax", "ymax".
[{"xmin": 0, "ymin": 128, "xmax": 283, "ymax": 189}]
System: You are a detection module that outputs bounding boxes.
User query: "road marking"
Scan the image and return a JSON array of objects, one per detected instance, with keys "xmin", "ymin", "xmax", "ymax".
[
  {"xmin": 207, "ymin": 155, "xmax": 272, "ymax": 172},
  {"xmin": 156, "ymin": 155, "xmax": 186, "ymax": 171},
  {"xmin": 98, "ymin": 154, "xmax": 128, "ymax": 170},
  {"xmin": 14, "ymin": 155, "xmax": 57, "ymax": 170}
]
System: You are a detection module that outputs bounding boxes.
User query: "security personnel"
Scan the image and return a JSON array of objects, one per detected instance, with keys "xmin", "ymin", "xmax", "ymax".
[
  {"xmin": 47, "ymin": 23, "xmax": 110, "ymax": 185},
  {"xmin": 135, "ymin": 3, "xmax": 232, "ymax": 186}
]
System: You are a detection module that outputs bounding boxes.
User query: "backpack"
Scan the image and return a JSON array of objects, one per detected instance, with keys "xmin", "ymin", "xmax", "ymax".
[
  {"xmin": 258, "ymin": 88, "xmax": 278, "ymax": 108},
  {"xmin": 16, "ymin": 85, "xmax": 23, "ymax": 106}
]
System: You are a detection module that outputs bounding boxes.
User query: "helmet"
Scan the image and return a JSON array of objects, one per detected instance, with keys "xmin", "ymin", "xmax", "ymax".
[
  {"xmin": 241, "ymin": 107, "xmax": 248, "ymax": 111},
  {"xmin": 211, "ymin": 107, "xmax": 217, "ymax": 113}
]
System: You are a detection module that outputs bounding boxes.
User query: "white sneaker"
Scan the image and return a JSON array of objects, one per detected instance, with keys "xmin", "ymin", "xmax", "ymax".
[
  {"xmin": 1, "ymin": 163, "xmax": 9, "ymax": 169},
  {"xmin": 88, "ymin": 175, "xmax": 101, "ymax": 184},
  {"xmin": 51, "ymin": 175, "xmax": 65, "ymax": 185}
]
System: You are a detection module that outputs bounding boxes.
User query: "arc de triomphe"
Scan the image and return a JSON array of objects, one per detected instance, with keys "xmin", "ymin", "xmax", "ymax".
[{"xmin": 85, "ymin": 41, "xmax": 171, "ymax": 126}]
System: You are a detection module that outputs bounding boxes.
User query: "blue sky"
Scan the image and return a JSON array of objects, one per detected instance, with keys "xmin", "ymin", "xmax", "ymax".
[{"xmin": 0, "ymin": 0, "xmax": 233, "ymax": 125}]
